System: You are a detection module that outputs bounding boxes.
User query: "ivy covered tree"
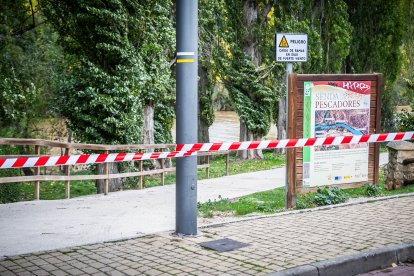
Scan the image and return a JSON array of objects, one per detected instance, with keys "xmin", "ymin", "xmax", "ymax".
[
  {"xmin": 43, "ymin": 0, "xmax": 147, "ymax": 192},
  {"xmin": 271, "ymin": 0, "xmax": 351, "ymax": 142},
  {"xmin": 273, "ymin": 1, "xmax": 321, "ymax": 144},
  {"xmin": 345, "ymin": 0, "xmax": 404, "ymax": 131},
  {"xmin": 198, "ymin": 0, "xmax": 228, "ymax": 143},
  {"xmin": 401, "ymin": 0, "xmax": 414, "ymax": 112},
  {"xmin": 43, "ymin": 0, "xmax": 146, "ymax": 145},
  {"xmin": 394, "ymin": 0, "xmax": 414, "ymax": 131},
  {"xmin": 223, "ymin": 0, "xmax": 276, "ymax": 159},
  {"xmin": 311, "ymin": 0, "xmax": 352, "ymax": 73},
  {"xmin": 133, "ymin": 0, "xmax": 175, "ymax": 146}
]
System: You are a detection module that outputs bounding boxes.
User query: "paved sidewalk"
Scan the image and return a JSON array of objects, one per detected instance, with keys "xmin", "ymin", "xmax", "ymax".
[
  {"xmin": 0, "ymin": 167, "xmax": 285, "ymax": 258},
  {"xmin": 0, "ymin": 153, "xmax": 389, "ymax": 259},
  {"xmin": 1, "ymin": 195, "xmax": 413, "ymax": 275}
]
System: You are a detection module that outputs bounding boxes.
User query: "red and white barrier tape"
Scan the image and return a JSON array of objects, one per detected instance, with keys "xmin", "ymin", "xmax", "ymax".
[
  {"xmin": 0, "ymin": 131, "xmax": 413, "ymax": 169},
  {"xmin": 0, "ymin": 150, "xmax": 197, "ymax": 169},
  {"xmin": 176, "ymin": 131, "xmax": 414, "ymax": 152}
]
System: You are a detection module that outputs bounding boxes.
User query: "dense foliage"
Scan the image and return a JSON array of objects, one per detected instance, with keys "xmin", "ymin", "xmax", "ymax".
[
  {"xmin": 345, "ymin": 0, "xmax": 404, "ymax": 131},
  {"xmin": 2, "ymin": 0, "xmax": 410, "ymax": 144},
  {"xmin": 42, "ymin": 0, "xmax": 146, "ymax": 144},
  {"xmin": 0, "ymin": 0, "xmax": 64, "ymax": 137},
  {"xmin": 198, "ymin": 0, "xmax": 227, "ymax": 143},
  {"xmin": 0, "ymin": 0, "xmax": 412, "ymax": 195},
  {"xmin": 220, "ymin": 0, "xmax": 277, "ymax": 160},
  {"xmin": 135, "ymin": 0, "xmax": 175, "ymax": 145},
  {"xmin": 313, "ymin": 187, "xmax": 348, "ymax": 206}
]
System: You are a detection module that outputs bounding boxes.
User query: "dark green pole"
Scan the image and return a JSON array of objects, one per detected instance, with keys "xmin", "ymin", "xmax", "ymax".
[{"xmin": 175, "ymin": 0, "xmax": 198, "ymax": 235}]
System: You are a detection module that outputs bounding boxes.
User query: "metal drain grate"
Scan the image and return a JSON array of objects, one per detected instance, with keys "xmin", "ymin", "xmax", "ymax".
[{"xmin": 199, "ymin": 238, "xmax": 249, "ymax": 252}]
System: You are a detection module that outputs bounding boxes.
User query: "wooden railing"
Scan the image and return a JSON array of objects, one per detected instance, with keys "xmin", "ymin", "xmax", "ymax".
[{"xmin": 0, "ymin": 138, "xmax": 230, "ymax": 200}]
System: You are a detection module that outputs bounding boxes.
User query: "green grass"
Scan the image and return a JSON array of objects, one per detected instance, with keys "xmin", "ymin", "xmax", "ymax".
[
  {"xmin": 18, "ymin": 171, "xmax": 97, "ymax": 201},
  {"xmin": 138, "ymin": 151, "xmax": 285, "ymax": 188},
  {"xmin": 379, "ymin": 143, "xmax": 389, "ymax": 153},
  {"xmin": 198, "ymin": 188, "xmax": 286, "ymax": 217},
  {"xmin": 197, "ymin": 168, "xmax": 414, "ymax": 218},
  {"xmin": 3, "ymin": 151, "xmax": 285, "ymax": 202}
]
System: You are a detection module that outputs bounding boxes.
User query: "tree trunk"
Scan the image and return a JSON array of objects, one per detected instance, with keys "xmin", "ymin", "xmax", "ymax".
[
  {"xmin": 142, "ymin": 103, "xmax": 161, "ymax": 169},
  {"xmin": 198, "ymin": 119, "xmax": 210, "ymax": 164},
  {"xmin": 143, "ymin": 103, "xmax": 155, "ymax": 145},
  {"xmin": 96, "ymin": 163, "xmax": 122, "ymax": 193},
  {"xmin": 198, "ymin": 119, "xmax": 209, "ymax": 144},
  {"xmin": 198, "ymin": 64, "xmax": 210, "ymax": 144},
  {"xmin": 243, "ymin": 0, "xmax": 260, "ymax": 66},
  {"xmin": 198, "ymin": 61, "xmax": 211, "ymax": 164},
  {"xmin": 236, "ymin": 121, "xmax": 262, "ymax": 160},
  {"xmin": 253, "ymin": 133, "xmax": 264, "ymax": 159},
  {"xmin": 238, "ymin": 0, "xmax": 263, "ymax": 160}
]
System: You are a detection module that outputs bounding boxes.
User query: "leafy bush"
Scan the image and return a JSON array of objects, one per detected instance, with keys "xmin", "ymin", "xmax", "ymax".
[
  {"xmin": 0, "ymin": 146, "xmax": 22, "ymax": 203},
  {"xmin": 296, "ymin": 195, "xmax": 315, "ymax": 209},
  {"xmin": 313, "ymin": 187, "xmax": 348, "ymax": 206},
  {"xmin": 397, "ymin": 111, "xmax": 414, "ymax": 132},
  {"xmin": 365, "ymin": 184, "xmax": 382, "ymax": 197},
  {"xmin": 0, "ymin": 183, "xmax": 21, "ymax": 204},
  {"xmin": 255, "ymin": 204, "xmax": 274, "ymax": 212}
]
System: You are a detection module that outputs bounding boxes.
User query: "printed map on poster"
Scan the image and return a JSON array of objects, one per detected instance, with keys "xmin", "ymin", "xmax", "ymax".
[{"xmin": 303, "ymin": 81, "xmax": 371, "ymax": 187}]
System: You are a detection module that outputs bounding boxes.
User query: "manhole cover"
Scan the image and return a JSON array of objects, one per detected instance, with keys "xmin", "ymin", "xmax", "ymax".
[{"xmin": 199, "ymin": 238, "xmax": 249, "ymax": 252}]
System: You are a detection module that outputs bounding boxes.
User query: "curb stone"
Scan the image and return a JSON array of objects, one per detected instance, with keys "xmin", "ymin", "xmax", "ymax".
[{"xmin": 267, "ymin": 242, "xmax": 414, "ymax": 276}]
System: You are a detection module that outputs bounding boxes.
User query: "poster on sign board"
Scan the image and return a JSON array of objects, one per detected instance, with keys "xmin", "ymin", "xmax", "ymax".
[{"xmin": 302, "ymin": 81, "xmax": 371, "ymax": 187}]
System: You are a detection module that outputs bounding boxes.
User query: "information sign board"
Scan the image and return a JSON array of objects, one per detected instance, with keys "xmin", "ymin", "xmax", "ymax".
[{"xmin": 302, "ymin": 81, "xmax": 371, "ymax": 187}]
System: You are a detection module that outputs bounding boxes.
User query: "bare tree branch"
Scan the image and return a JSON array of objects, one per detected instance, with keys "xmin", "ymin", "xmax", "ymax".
[
  {"xmin": 0, "ymin": 0, "xmax": 44, "ymax": 44},
  {"xmin": 29, "ymin": 0, "xmax": 36, "ymax": 27},
  {"xmin": 11, "ymin": 21, "xmax": 46, "ymax": 37},
  {"xmin": 261, "ymin": 0, "xmax": 276, "ymax": 22}
]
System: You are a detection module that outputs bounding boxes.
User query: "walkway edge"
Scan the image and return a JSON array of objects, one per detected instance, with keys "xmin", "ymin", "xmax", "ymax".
[
  {"xmin": 200, "ymin": 192, "xmax": 414, "ymax": 229},
  {"xmin": 267, "ymin": 241, "xmax": 414, "ymax": 276}
]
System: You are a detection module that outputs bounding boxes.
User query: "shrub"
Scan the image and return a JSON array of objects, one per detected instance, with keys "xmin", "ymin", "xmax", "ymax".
[
  {"xmin": 0, "ymin": 146, "xmax": 22, "ymax": 203},
  {"xmin": 365, "ymin": 184, "xmax": 382, "ymax": 197},
  {"xmin": 313, "ymin": 187, "xmax": 348, "ymax": 206},
  {"xmin": 397, "ymin": 111, "xmax": 414, "ymax": 132},
  {"xmin": 295, "ymin": 195, "xmax": 315, "ymax": 209},
  {"xmin": 0, "ymin": 183, "xmax": 21, "ymax": 204}
]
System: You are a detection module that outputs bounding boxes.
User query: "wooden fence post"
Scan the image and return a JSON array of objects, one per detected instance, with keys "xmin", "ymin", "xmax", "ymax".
[
  {"xmin": 104, "ymin": 150, "xmax": 109, "ymax": 195},
  {"xmin": 138, "ymin": 159, "xmax": 143, "ymax": 190},
  {"xmin": 161, "ymin": 159, "xmax": 165, "ymax": 186},
  {"xmin": 64, "ymin": 148, "xmax": 71, "ymax": 199},
  {"xmin": 206, "ymin": 155, "xmax": 210, "ymax": 179},
  {"xmin": 225, "ymin": 152, "xmax": 229, "ymax": 176},
  {"xmin": 34, "ymin": 145, "xmax": 40, "ymax": 200}
]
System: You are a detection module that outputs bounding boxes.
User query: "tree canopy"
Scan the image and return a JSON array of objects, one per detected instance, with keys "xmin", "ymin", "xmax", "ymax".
[{"xmin": 1, "ymin": 0, "xmax": 411, "ymax": 144}]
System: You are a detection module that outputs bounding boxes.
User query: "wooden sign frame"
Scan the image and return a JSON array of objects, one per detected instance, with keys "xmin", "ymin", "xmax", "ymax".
[{"xmin": 286, "ymin": 74, "xmax": 383, "ymax": 208}]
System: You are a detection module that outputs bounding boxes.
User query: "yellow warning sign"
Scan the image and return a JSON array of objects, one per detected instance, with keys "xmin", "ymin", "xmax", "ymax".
[{"xmin": 279, "ymin": 36, "xmax": 289, "ymax": 47}]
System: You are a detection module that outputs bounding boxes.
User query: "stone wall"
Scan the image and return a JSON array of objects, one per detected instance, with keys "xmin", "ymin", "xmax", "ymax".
[{"xmin": 385, "ymin": 141, "xmax": 414, "ymax": 190}]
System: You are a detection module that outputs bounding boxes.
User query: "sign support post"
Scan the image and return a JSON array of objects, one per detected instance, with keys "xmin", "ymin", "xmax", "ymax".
[
  {"xmin": 285, "ymin": 62, "xmax": 292, "ymax": 208},
  {"xmin": 275, "ymin": 33, "xmax": 308, "ymax": 209},
  {"xmin": 176, "ymin": 0, "xmax": 198, "ymax": 235}
]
